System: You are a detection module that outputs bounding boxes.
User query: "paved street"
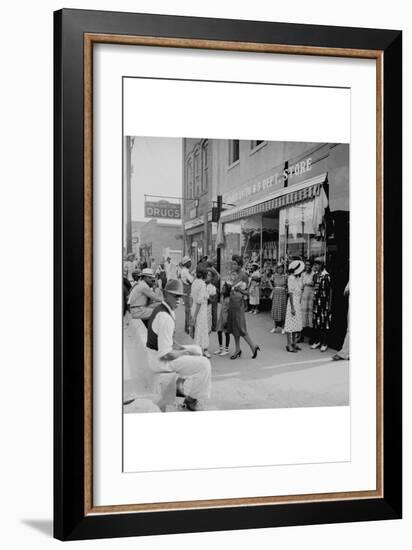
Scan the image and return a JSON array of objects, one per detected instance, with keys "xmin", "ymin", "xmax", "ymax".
[{"xmin": 124, "ymin": 303, "xmax": 349, "ymax": 413}]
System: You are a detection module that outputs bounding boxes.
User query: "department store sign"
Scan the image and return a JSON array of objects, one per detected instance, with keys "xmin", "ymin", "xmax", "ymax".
[{"xmin": 224, "ymin": 157, "xmax": 312, "ymax": 205}]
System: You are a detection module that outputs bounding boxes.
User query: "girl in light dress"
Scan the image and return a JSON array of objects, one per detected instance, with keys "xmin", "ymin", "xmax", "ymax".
[{"xmin": 190, "ymin": 266, "xmax": 211, "ymax": 358}]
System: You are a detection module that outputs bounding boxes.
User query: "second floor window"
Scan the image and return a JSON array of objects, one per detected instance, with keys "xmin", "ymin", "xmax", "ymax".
[
  {"xmin": 194, "ymin": 149, "xmax": 201, "ymax": 196},
  {"xmin": 250, "ymin": 140, "xmax": 264, "ymax": 149},
  {"xmin": 229, "ymin": 139, "xmax": 240, "ymax": 165},
  {"xmin": 187, "ymin": 159, "xmax": 193, "ymax": 201},
  {"xmin": 202, "ymin": 141, "xmax": 208, "ymax": 193}
]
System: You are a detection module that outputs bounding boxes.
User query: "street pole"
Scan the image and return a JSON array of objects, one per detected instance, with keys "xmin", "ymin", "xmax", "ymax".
[
  {"xmin": 125, "ymin": 136, "xmax": 133, "ymax": 254},
  {"xmin": 216, "ymin": 194, "xmax": 222, "ymax": 274}
]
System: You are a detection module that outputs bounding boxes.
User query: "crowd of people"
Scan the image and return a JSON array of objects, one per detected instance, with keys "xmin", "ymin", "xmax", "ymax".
[{"xmin": 123, "ymin": 251, "xmax": 349, "ymax": 411}]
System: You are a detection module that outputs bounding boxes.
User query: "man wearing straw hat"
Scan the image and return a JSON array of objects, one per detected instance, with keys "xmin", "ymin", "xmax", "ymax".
[{"xmin": 146, "ymin": 278, "xmax": 211, "ymax": 411}]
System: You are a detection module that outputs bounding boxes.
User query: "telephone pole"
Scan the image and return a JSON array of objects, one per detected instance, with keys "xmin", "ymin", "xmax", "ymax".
[
  {"xmin": 125, "ymin": 136, "xmax": 134, "ymax": 254},
  {"xmin": 216, "ymin": 194, "xmax": 222, "ymax": 273}
]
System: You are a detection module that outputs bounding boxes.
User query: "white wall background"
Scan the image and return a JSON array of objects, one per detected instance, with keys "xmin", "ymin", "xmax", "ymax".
[{"xmin": 0, "ymin": 1, "xmax": 408, "ymax": 548}]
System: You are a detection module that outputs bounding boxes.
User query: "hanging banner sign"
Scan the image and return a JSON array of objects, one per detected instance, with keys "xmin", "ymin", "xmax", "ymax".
[{"xmin": 144, "ymin": 200, "xmax": 181, "ymax": 219}]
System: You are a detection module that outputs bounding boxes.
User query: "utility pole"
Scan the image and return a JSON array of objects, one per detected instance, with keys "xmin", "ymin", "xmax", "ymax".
[
  {"xmin": 216, "ymin": 194, "xmax": 223, "ymax": 274},
  {"xmin": 125, "ymin": 136, "xmax": 133, "ymax": 254}
]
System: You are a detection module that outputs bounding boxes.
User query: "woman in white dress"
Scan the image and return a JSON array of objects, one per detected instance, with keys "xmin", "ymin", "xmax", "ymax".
[
  {"xmin": 190, "ymin": 266, "xmax": 211, "ymax": 358},
  {"xmin": 284, "ymin": 260, "xmax": 305, "ymax": 352}
]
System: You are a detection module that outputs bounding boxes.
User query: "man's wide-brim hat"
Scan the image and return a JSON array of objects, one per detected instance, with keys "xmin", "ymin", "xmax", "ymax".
[
  {"xmin": 314, "ymin": 256, "xmax": 325, "ymax": 265},
  {"xmin": 181, "ymin": 255, "xmax": 191, "ymax": 265},
  {"xmin": 289, "ymin": 260, "xmax": 305, "ymax": 275},
  {"xmin": 164, "ymin": 278, "xmax": 184, "ymax": 296},
  {"xmin": 141, "ymin": 268, "xmax": 155, "ymax": 278}
]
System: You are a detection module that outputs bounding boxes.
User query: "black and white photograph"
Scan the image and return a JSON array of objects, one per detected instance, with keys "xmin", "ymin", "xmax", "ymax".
[{"xmin": 123, "ymin": 136, "xmax": 350, "ymax": 414}]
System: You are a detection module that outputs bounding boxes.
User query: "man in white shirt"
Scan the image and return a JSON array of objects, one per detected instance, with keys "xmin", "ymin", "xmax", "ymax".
[
  {"xmin": 165, "ymin": 256, "xmax": 177, "ymax": 280},
  {"xmin": 180, "ymin": 256, "xmax": 194, "ymax": 334},
  {"xmin": 146, "ymin": 278, "xmax": 211, "ymax": 411},
  {"xmin": 127, "ymin": 268, "xmax": 162, "ymax": 322}
]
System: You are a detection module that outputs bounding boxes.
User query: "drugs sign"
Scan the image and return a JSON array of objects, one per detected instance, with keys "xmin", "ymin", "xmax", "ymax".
[{"xmin": 144, "ymin": 200, "xmax": 181, "ymax": 220}]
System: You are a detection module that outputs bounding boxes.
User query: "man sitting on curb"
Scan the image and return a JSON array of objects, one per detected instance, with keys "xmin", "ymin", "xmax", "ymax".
[{"xmin": 146, "ymin": 278, "xmax": 211, "ymax": 411}]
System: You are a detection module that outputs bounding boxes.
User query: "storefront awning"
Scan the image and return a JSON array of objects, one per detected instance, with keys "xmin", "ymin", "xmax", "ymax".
[{"xmin": 220, "ymin": 173, "xmax": 328, "ymax": 223}]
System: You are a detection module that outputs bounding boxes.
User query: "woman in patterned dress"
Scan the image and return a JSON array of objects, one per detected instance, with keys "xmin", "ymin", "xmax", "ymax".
[
  {"xmin": 190, "ymin": 266, "xmax": 211, "ymax": 358},
  {"xmin": 311, "ymin": 257, "xmax": 332, "ymax": 352},
  {"xmin": 300, "ymin": 259, "xmax": 315, "ymax": 343},
  {"xmin": 284, "ymin": 260, "xmax": 305, "ymax": 352},
  {"xmin": 270, "ymin": 264, "xmax": 288, "ymax": 333},
  {"xmin": 227, "ymin": 255, "xmax": 260, "ymax": 360}
]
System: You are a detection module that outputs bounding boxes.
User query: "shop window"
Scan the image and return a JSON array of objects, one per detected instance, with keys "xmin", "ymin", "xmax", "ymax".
[
  {"xmin": 220, "ymin": 201, "xmax": 327, "ymax": 278},
  {"xmin": 220, "ymin": 221, "xmax": 242, "ymax": 280},
  {"xmin": 194, "ymin": 149, "xmax": 201, "ymax": 196},
  {"xmin": 201, "ymin": 141, "xmax": 208, "ymax": 193},
  {"xmin": 250, "ymin": 140, "xmax": 264, "ymax": 150},
  {"xmin": 228, "ymin": 139, "xmax": 240, "ymax": 165},
  {"xmin": 278, "ymin": 202, "xmax": 325, "ymax": 262},
  {"xmin": 220, "ymin": 215, "xmax": 262, "ymax": 278},
  {"xmin": 186, "ymin": 158, "xmax": 193, "ymax": 201},
  {"xmin": 189, "ymin": 233, "xmax": 204, "ymax": 266}
]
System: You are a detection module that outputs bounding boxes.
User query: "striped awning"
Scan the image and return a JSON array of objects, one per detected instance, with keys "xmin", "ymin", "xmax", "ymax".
[{"xmin": 220, "ymin": 173, "xmax": 327, "ymax": 223}]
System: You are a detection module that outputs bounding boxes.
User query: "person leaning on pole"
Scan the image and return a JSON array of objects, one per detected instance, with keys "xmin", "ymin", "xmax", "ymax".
[
  {"xmin": 146, "ymin": 278, "xmax": 212, "ymax": 411},
  {"xmin": 180, "ymin": 255, "xmax": 194, "ymax": 334}
]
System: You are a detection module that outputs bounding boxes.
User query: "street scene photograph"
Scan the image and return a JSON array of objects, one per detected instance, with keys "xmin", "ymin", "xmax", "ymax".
[{"xmin": 123, "ymin": 136, "xmax": 350, "ymax": 413}]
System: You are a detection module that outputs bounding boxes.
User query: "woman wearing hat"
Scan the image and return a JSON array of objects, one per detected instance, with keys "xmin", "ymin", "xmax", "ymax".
[
  {"xmin": 284, "ymin": 260, "xmax": 304, "ymax": 352},
  {"xmin": 311, "ymin": 257, "xmax": 332, "ymax": 352}
]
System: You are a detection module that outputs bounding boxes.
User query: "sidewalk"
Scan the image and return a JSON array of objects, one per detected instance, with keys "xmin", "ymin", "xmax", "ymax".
[{"xmin": 124, "ymin": 304, "xmax": 349, "ymax": 413}]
